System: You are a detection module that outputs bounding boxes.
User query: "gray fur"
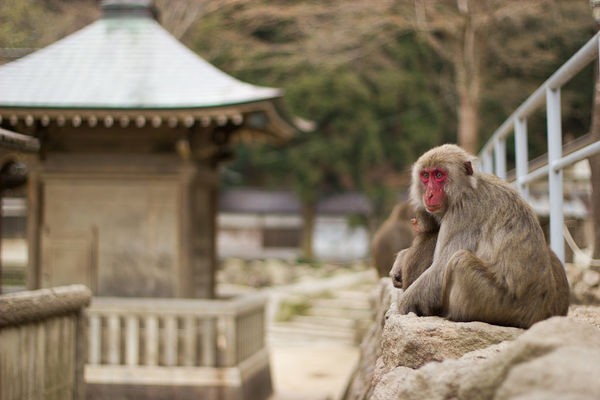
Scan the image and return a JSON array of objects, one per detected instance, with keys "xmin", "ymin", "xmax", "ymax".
[
  {"xmin": 397, "ymin": 144, "xmax": 569, "ymax": 328},
  {"xmin": 390, "ymin": 209, "xmax": 438, "ymax": 290}
]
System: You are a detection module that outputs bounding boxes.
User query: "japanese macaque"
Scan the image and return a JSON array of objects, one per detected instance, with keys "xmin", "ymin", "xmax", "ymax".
[
  {"xmin": 371, "ymin": 202, "xmax": 414, "ymax": 277},
  {"xmin": 397, "ymin": 144, "xmax": 569, "ymax": 328},
  {"xmin": 390, "ymin": 208, "xmax": 439, "ymax": 290}
]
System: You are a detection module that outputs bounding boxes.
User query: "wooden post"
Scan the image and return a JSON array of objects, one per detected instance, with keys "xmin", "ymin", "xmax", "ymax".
[
  {"xmin": 164, "ymin": 316, "xmax": 177, "ymax": 366},
  {"xmin": 88, "ymin": 314, "xmax": 101, "ymax": 364},
  {"xmin": 125, "ymin": 316, "xmax": 139, "ymax": 366},
  {"xmin": 107, "ymin": 315, "xmax": 121, "ymax": 365},
  {"xmin": 145, "ymin": 315, "xmax": 159, "ymax": 366},
  {"xmin": 182, "ymin": 316, "xmax": 196, "ymax": 366}
]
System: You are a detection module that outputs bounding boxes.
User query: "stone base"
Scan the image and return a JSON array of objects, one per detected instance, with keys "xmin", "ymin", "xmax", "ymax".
[{"xmin": 85, "ymin": 349, "xmax": 272, "ymax": 400}]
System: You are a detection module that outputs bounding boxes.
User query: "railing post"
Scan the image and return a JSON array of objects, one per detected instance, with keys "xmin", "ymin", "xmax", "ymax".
[
  {"xmin": 125, "ymin": 316, "xmax": 139, "ymax": 366},
  {"xmin": 515, "ymin": 117, "xmax": 529, "ymax": 199},
  {"xmin": 481, "ymin": 150, "xmax": 493, "ymax": 174},
  {"xmin": 182, "ymin": 316, "xmax": 197, "ymax": 367},
  {"xmin": 202, "ymin": 318, "xmax": 216, "ymax": 367},
  {"xmin": 224, "ymin": 316, "xmax": 238, "ymax": 367},
  {"xmin": 164, "ymin": 316, "xmax": 177, "ymax": 366},
  {"xmin": 107, "ymin": 315, "xmax": 121, "ymax": 365},
  {"xmin": 145, "ymin": 315, "xmax": 159, "ymax": 366},
  {"xmin": 546, "ymin": 87, "xmax": 565, "ymax": 263},
  {"xmin": 88, "ymin": 314, "xmax": 101, "ymax": 365},
  {"xmin": 494, "ymin": 139, "xmax": 507, "ymax": 179}
]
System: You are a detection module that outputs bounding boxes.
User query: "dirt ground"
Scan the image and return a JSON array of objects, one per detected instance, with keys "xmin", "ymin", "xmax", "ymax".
[{"xmin": 269, "ymin": 344, "xmax": 360, "ymax": 400}]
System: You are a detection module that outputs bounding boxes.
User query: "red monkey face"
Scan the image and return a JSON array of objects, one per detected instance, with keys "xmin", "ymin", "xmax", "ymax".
[{"xmin": 420, "ymin": 167, "xmax": 447, "ymax": 214}]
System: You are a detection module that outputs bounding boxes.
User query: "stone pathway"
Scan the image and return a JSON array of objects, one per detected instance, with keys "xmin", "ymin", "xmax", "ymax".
[{"xmin": 264, "ymin": 270, "xmax": 378, "ymax": 400}]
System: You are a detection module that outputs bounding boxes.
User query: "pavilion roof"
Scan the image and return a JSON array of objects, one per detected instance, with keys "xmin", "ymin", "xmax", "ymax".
[
  {"xmin": 0, "ymin": 4, "xmax": 281, "ymax": 109},
  {"xmin": 0, "ymin": 0, "xmax": 302, "ymax": 139}
]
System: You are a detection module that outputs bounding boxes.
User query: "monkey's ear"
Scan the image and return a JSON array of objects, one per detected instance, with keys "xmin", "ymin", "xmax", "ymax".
[{"xmin": 464, "ymin": 161, "xmax": 473, "ymax": 176}]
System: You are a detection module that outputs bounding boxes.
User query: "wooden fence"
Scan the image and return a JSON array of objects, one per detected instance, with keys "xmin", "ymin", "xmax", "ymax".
[
  {"xmin": 85, "ymin": 293, "xmax": 272, "ymax": 400},
  {"xmin": 0, "ymin": 285, "xmax": 91, "ymax": 400}
]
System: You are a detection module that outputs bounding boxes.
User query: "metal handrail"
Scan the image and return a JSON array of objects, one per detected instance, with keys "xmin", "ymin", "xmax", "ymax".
[{"xmin": 478, "ymin": 32, "xmax": 600, "ymax": 263}]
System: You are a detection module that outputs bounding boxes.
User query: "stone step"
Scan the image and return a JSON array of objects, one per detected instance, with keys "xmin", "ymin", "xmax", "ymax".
[
  {"xmin": 333, "ymin": 287, "xmax": 376, "ymax": 300},
  {"xmin": 270, "ymin": 321, "xmax": 354, "ymax": 335},
  {"xmin": 305, "ymin": 305, "xmax": 373, "ymax": 320},
  {"xmin": 269, "ymin": 322, "xmax": 356, "ymax": 343},
  {"xmin": 292, "ymin": 315, "xmax": 358, "ymax": 329},
  {"xmin": 310, "ymin": 297, "xmax": 372, "ymax": 311}
]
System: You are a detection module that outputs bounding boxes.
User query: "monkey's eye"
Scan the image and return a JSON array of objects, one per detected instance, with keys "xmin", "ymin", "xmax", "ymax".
[
  {"xmin": 434, "ymin": 171, "xmax": 444, "ymax": 179},
  {"xmin": 420, "ymin": 171, "xmax": 429, "ymax": 182}
]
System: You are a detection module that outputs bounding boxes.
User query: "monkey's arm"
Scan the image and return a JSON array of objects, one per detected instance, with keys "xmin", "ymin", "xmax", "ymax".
[{"xmin": 396, "ymin": 261, "xmax": 444, "ymax": 316}]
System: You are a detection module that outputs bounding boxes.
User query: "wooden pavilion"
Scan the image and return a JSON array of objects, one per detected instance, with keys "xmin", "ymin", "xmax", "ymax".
[
  {"xmin": 0, "ymin": 2, "xmax": 300, "ymax": 398},
  {"xmin": 0, "ymin": 0, "xmax": 299, "ymax": 299}
]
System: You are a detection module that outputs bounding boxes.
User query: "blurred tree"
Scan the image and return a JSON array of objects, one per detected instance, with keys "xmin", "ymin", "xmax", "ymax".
[
  {"xmin": 0, "ymin": 0, "xmax": 595, "ymax": 258},
  {"xmin": 190, "ymin": 0, "xmax": 593, "ymax": 257},
  {"xmin": 0, "ymin": 0, "xmax": 97, "ymax": 50},
  {"xmin": 391, "ymin": 0, "xmax": 592, "ymax": 154}
]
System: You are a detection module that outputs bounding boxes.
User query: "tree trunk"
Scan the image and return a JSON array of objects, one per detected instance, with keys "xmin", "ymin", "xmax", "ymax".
[
  {"xmin": 589, "ymin": 77, "xmax": 600, "ymax": 259},
  {"xmin": 300, "ymin": 201, "xmax": 316, "ymax": 260},
  {"xmin": 455, "ymin": 10, "xmax": 480, "ymax": 155},
  {"xmin": 457, "ymin": 88, "xmax": 480, "ymax": 154}
]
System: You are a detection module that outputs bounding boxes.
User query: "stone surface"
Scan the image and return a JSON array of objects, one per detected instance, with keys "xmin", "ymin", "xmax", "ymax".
[
  {"xmin": 343, "ymin": 278, "xmax": 600, "ymax": 400},
  {"xmin": 371, "ymin": 342, "xmax": 510, "ymax": 400},
  {"xmin": 566, "ymin": 264, "xmax": 600, "ymax": 305},
  {"xmin": 376, "ymin": 308, "xmax": 522, "ymax": 370},
  {"xmin": 369, "ymin": 316, "xmax": 600, "ymax": 400},
  {"xmin": 342, "ymin": 279, "xmax": 393, "ymax": 400},
  {"xmin": 459, "ymin": 317, "xmax": 600, "ymax": 400}
]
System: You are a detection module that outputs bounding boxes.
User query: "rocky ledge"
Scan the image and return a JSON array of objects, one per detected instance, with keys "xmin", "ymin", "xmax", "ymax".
[{"xmin": 343, "ymin": 278, "xmax": 600, "ymax": 400}]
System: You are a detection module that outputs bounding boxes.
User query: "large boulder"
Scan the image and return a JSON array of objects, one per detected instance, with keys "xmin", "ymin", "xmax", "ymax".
[
  {"xmin": 343, "ymin": 279, "xmax": 600, "ymax": 400},
  {"xmin": 459, "ymin": 316, "xmax": 600, "ymax": 400},
  {"xmin": 376, "ymin": 309, "xmax": 522, "ymax": 371},
  {"xmin": 342, "ymin": 278, "xmax": 393, "ymax": 400},
  {"xmin": 371, "ymin": 317, "xmax": 600, "ymax": 400}
]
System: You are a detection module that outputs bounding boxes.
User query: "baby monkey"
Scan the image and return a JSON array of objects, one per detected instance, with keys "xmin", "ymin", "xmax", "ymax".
[{"xmin": 390, "ymin": 209, "xmax": 439, "ymax": 290}]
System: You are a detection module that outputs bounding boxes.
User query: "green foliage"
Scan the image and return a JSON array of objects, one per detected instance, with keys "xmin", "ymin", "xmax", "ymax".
[
  {"xmin": 0, "ymin": 0, "xmax": 45, "ymax": 47},
  {"xmin": 210, "ymin": 1, "xmax": 594, "ymax": 222},
  {"xmin": 4, "ymin": 0, "xmax": 595, "ymax": 223},
  {"xmin": 275, "ymin": 297, "xmax": 312, "ymax": 322}
]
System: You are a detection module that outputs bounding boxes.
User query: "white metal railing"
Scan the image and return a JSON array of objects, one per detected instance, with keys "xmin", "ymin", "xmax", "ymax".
[
  {"xmin": 479, "ymin": 31, "xmax": 600, "ymax": 264},
  {"xmin": 86, "ymin": 293, "xmax": 267, "ymax": 370}
]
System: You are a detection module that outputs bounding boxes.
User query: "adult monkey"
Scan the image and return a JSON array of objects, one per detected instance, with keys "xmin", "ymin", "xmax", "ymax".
[{"xmin": 397, "ymin": 144, "xmax": 569, "ymax": 328}]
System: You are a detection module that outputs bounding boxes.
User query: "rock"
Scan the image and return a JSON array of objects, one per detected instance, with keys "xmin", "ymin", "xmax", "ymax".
[
  {"xmin": 369, "ymin": 302, "xmax": 522, "ymax": 399},
  {"xmin": 342, "ymin": 278, "xmax": 394, "ymax": 400},
  {"xmin": 566, "ymin": 264, "xmax": 600, "ymax": 304},
  {"xmin": 568, "ymin": 305, "xmax": 600, "ymax": 328},
  {"xmin": 376, "ymin": 309, "xmax": 522, "ymax": 371},
  {"xmin": 459, "ymin": 317, "xmax": 600, "ymax": 400},
  {"xmin": 342, "ymin": 276, "xmax": 600, "ymax": 400},
  {"xmin": 369, "ymin": 316, "xmax": 600, "ymax": 400},
  {"xmin": 371, "ymin": 342, "xmax": 511, "ymax": 400},
  {"xmin": 495, "ymin": 347, "xmax": 600, "ymax": 400},
  {"xmin": 263, "ymin": 258, "xmax": 295, "ymax": 286},
  {"xmin": 582, "ymin": 269, "xmax": 600, "ymax": 287}
]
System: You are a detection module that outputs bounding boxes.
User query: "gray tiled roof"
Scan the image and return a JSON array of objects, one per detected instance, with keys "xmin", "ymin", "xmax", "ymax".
[
  {"xmin": 0, "ymin": 10, "xmax": 281, "ymax": 109},
  {"xmin": 220, "ymin": 188, "xmax": 373, "ymax": 216}
]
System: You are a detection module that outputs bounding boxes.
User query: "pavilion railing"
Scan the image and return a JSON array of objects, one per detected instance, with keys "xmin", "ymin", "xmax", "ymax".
[
  {"xmin": 478, "ymin": 31, "xmax": 600, "ymax": 264},
  {"xmin": 84, "ymin": 293, "xmax": 268, "ymax": 389}
]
